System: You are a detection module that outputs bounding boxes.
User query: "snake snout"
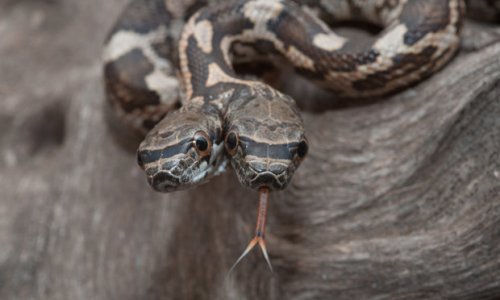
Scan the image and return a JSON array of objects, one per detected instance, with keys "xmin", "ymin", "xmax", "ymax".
[
  {"xmin": 247, "ymin": 162, "xmax": 290, "ymax": 190},
  {"xmin": 249, "ymin": 161, "xmax": 288, "ymax": 175},
  {"xmin": 148, "ymin": 171, "xmax": 181, "ymax": 192}
]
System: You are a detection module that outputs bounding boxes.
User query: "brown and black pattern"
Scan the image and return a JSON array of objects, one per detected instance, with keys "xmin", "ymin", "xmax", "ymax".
[
  {"xmin": 104, "ymin": 0, "xmax": 486, "ymax": 194},
  {"xmin": 171, "ymin": 0, "xmax": 463, "ymax": 192}
]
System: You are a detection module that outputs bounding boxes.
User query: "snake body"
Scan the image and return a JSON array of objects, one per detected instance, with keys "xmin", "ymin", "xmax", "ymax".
[{"xmin": 104, "ymin": 0, "xmax": 466, "ymax": 192}]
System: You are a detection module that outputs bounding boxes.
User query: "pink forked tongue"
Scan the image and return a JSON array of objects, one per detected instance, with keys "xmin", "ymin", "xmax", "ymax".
[{"xmin": 228, "ymin": 187, "xmax": 273, "ymax": 274}]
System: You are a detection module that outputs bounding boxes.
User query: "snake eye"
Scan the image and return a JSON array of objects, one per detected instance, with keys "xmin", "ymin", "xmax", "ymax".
[
  {"xmin": 193, "ymin": 131, "xmax": 212, "ymax": 156},
  {"xmin": 225, "ymin": 131, "xmax": 239, "ymax": 156},
  {"xmin": 195, "ymin": 137, "xmax": 208, "ymax": 151},
  {"xmin": 297, "ymin": 140, "xmax": 308, "ymax": 159}
]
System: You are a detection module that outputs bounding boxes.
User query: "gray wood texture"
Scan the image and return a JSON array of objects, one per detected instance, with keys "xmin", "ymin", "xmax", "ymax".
[{"xmin": 0, "ymin": 0, "xmax": 499, "ymax": 299}]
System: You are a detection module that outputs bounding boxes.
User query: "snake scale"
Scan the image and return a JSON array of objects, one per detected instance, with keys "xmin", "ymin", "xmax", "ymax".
[{"xmin": 103, "ymin": 0, "xmax": 496, "ymax": 271}]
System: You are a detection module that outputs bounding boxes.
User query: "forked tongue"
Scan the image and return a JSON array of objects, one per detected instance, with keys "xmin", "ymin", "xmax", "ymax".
[{"xmin": 228, "ymin": 187, "xmax": 273, "ymax": 274}]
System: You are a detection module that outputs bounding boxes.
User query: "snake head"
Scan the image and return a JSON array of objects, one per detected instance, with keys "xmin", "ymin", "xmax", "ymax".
[
  {"xmin": 136, "ymin": 106, "xmax": 225, "ymax": 192},
  {"xmin": 224, "ymin": 86, "xmax": 308, "ymax": 191}
]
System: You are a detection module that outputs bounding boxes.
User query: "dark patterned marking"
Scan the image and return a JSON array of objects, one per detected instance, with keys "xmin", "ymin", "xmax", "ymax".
[
  {"xmin": 294, "ymin": 66, "xmax": 327, "ymax": 80},
  {"xmin": 104, "ymin": 49, "xmax": 161, "ymax": 112},
  {"xmin": 186, "ymin": 35, "xmax": 214, "ymax": 97},
  {"xmin": 249, "ymin": 172, "xmax": 286, "ymax": 190},
  {"xmin": 374, "ymin": 1, "xmax": 400, "ymax": 24},
  {"xmin": 232, "ymin": 39, "xmax": 283, "ymax": 58},
  {"xmin": 400, "ymin": 0, "xmax": 451, "ymax": 45},
  {"xmin": 468, "ymin": 0, "xmax": 500, "ymax": 21},
  {"xmin": 267, "ymin": 3, "xmax": 326, "ymax": 53},
  {"xmin": 226, "ymin": 87, "xmax": 257, "ymax": 110},
  {"xmin": 238, "ymin": 136, "xmax": 299, "ymax": 160},
  {"xmin": 151, "ymin": 172, "xmax": 180, "ymax": 188},
  {"xmin": 137, "ymin": 137, "xmax": 192, "ymax": 165},
  {"xmin": 151, "ymin": 38, "xmax": 175, "ymax": 63},
  {"xmin": 267, "ymin": 3, "xmax": 384, "ymax": 74},
  {"xmin": 346, "ymin": 0, "xmax": 366, "ymax": 22},
  {"xmin": 185, "ymin": 0, "xmax": 210, "ymax": 21},
  {"xmin": 352, "ymin": 46, "xmax": 438, "ymax": 91}
]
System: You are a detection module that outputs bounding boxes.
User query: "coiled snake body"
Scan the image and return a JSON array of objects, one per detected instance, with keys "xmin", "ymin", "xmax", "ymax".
[
  {"xmin": 105, "ymin": 0, "xmax": 466, "ymax": 193},
  {"xmin": 104, "ymin": 0, "xmax": 473, "ymax": 270}
]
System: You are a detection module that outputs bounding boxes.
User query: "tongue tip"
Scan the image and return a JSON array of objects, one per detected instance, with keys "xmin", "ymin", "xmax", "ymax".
[
  {"xmin": 258, "ymin": 238, "xmax": 274, "ymax": 272},
  {"xmin": 227, "ymin": 188, "xmax": 273, "ymax": 275},
  {"xmin": 226, "ymin": 236, "xmax": 274, "ymax": 277}
]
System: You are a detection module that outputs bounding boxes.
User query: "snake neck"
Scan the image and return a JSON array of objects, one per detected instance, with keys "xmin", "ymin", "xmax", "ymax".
[{"xmin": 179, "ymin": 0, "xmax": 279, "ymax": 102}]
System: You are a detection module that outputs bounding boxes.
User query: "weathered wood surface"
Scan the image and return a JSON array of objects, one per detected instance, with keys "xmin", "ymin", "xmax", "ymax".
[{"xmin": 1, "ymin": 1, "xmax": 500, "ymax": 299}]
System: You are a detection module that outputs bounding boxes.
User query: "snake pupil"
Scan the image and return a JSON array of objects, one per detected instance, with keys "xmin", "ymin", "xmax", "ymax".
[
  {"xmin": 195, "ymin": 137, "xmax": 209, "ymax": 151},
  {"xmin": 297, "ymin": 141, "xmax": 308, "ymax": 158}
]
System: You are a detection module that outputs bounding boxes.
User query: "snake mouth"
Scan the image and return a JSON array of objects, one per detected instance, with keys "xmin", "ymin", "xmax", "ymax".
[
  {"xmin": 248, "ymin": 172, "xmax": 288, "ymax": 190},
  {"xmin": 148, "ymin": 171, "xmax": 182, "ymax": 192},
  {"xmin": 246, "ymin": 163, "xmax": 291, "ymax": 191},
  {"xmin": 145, "ymin": 156, "xmax": 219, "ymax": 192}
]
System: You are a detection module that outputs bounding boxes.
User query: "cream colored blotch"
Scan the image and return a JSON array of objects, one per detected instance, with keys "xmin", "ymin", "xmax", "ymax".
[
  {"xmin": 193, "ymin": 20, "xmax": 214, "ymax": 53},
  {"xmin": 312, "ymin": 33, "xmax": 346, "ymax": 52}
]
